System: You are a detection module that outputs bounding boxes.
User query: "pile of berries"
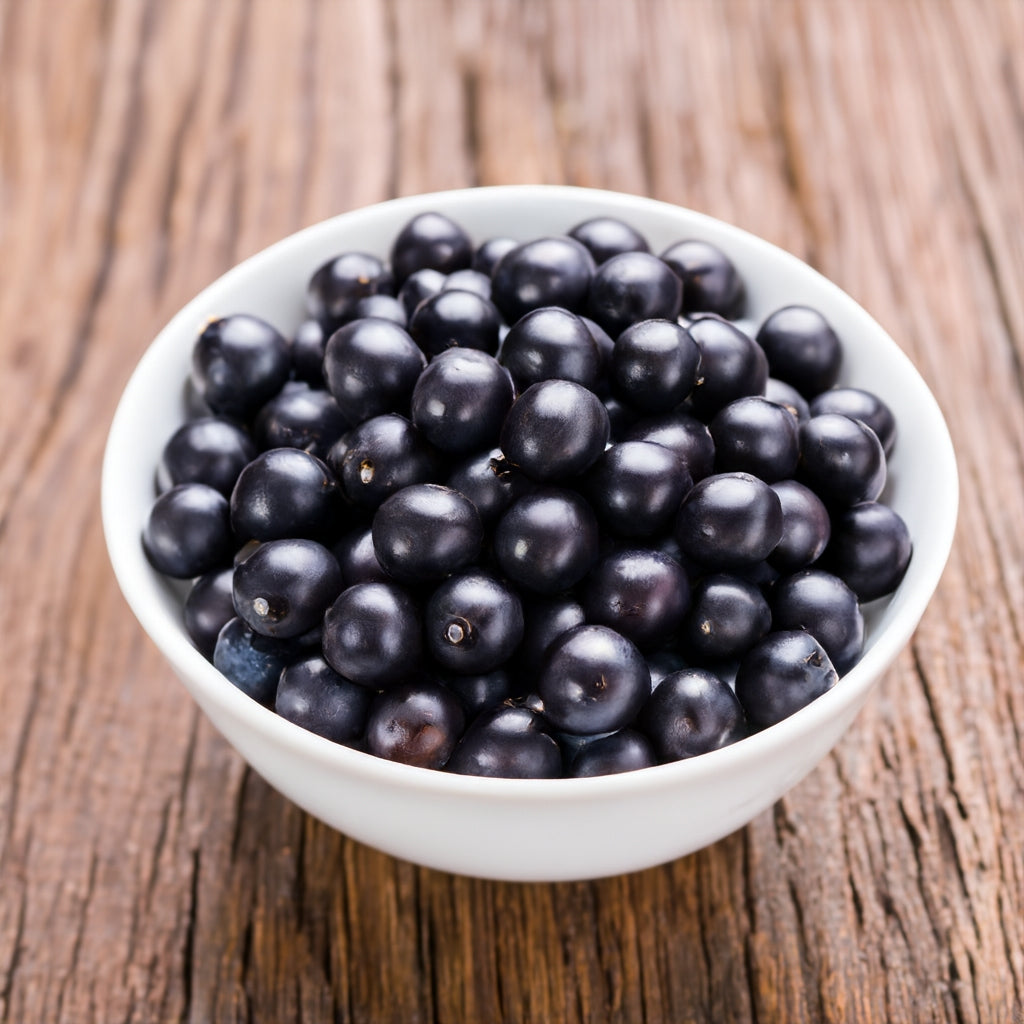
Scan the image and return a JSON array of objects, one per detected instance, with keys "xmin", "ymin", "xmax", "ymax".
[{"xmin": 142, "ymin": 209, "xmax": 912, "ymax": 778}]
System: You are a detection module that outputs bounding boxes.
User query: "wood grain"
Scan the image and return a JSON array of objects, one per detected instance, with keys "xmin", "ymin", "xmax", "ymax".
[{"xmin": 1, "ymin": 1, "xmax": 1021, "ymax": 1021}]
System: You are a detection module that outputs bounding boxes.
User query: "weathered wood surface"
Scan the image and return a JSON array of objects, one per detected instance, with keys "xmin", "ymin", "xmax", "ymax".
[{"xmin": 1, "ymin": 0, "xmax": 1021, "ymax": 1021}]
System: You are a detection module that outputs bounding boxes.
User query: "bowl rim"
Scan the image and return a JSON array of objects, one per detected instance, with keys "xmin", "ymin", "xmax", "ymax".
[{"xmin": 102, "ymin": 183, "xmax": 959, "ymax": 802}]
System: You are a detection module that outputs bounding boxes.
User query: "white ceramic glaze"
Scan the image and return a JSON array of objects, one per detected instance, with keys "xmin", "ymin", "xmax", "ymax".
[{"xmin": 102, "ymin": 186, "xmax": 958, "ymax": 882}]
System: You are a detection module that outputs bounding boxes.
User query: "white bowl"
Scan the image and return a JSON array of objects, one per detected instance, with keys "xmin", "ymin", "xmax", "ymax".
[{"xmin": 102, "ymin": 186, "xmax": 958, "ymax": 881}]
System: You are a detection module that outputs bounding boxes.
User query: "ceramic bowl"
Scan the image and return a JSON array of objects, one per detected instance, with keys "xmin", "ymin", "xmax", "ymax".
[{"xmin": 102, "ymin": 186, "xmax": 958, "ymax": 881}]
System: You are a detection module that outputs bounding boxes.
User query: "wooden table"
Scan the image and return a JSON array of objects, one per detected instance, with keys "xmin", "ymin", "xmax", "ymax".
[{"xmin": 1, "ymin": 1, "xmax": 1021, "ymax": 1021}]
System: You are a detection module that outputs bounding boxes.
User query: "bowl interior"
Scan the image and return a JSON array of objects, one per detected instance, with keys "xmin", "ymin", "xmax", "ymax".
[{"xmin": 101, "ymin": 186, "xmax": 958, "ymax": 879}]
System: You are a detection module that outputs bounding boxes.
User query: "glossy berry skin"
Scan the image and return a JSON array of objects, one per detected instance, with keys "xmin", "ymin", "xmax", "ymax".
[
  {"xmin": 253, "ymin": 383, "xmax": 349, "ymax": 459},
  {"xmin": 494, "ymin": 489, "xmax": 600, "ymax": 594},
  {"xmin": 517, "ymin": 597, "xmax": 586, "ymax": 674},
  {"xmin": 637, "ymin": 668, "xmax": 747, "ymax": 761},
  {"xmin": 674, "ymin": 472, "xmax": 784, "ymax": 569},
  {"xmin": 490, "ymin": 236, "xmax": 596, "ymax": 324},
  {"xmin": 709, "ymin": 396, "xmax": 800, "ymax": 482},
  {"xmin": 191, "ymin": 314, "xmax": 291, "ymax": 421},
  {"xmin": 584, "ymin": 441, "xmax": 692, "ymax": 539},
  {"xmin": 687, "ymin": 316, "xmax": 769, "ymax": 419},
  {"xmin": 499, "ymin": 306, "xmax": 601, "ymax": 390},
  {"xmin": 232, "ymin": 538, "xmax": 342, "ymax": 639},
  {"xmin": 321, "ymin": 581, "xmax": 422, "ymax": 688},
  {"xmin": 372, "ymin": 484, "xmax": 484, "ymax": 584},
  {"xmin": 810, "ymin": 387, "xmax": 897, "ymax": 457},
  {"xmin": 538, "ymin": 624, "xmax": 651, "ymax": 735},
  {"xmin": 445, "ymin": 448, "xmax": 530, "ymax": 526},
  {"xmin": 569, "ymin": 216, "xmax": 649, "ymax": 264},
  {"xmin": 306, "ymin": 251, "xmax": 395, "ymax": 331},
  {"xmin": 769, "ymin": 480, "xmax": 832, "ymax": 572},
  {"xmin": 661, "ymin": 239, "xmax": 745, "ymax": 318},
  {"xmin": 275, "ymin": 655, "xmax": 373, "ymax": 744},
  {"xmin": 569, "ymin": 729, "xmax": 656, "ymax": 777},
  {"xmin": 442, "ymin": 268, "xmax": 493, "ymax": 300},
  {"xmin": 425, "ymin": 572, "xmax": 525, "ymax": 674},
  {"xmin": 610, "ymin": 319, "xmax": 700, "ymax": 413},
  {"xmin": 798, "ymin": 413, "xmax": 886, "ymax": 506},
  {"xmin": 366, "ymin": 679, "xmax": 466, "ymax": 769},
  {"xmin": 332, "ymin": 526, "xmax": 389, "ymax": 586},
  {"xmin": 352, "ymin": 293, "xmax": 408, "ymax": 326},
  {"xmin": 411, "ymin": 348, "xmax": 514, "ymax": 454},
  {"xmin": 447, "ymin": 705, "xmax": 562, "ymax": 778},
  {"xmin": 156, "ymin": 417, "xmax": 256, "ymax": 496},
  {"xmin": 680, "ymin": 574, "xmax": 771, "ymax": 665},
  {"xmin": 328, "ymin": 414, "xmax": 438, "ymax": 509},
  {"xmin": 734, "ymin": 630, "xmax": 838, "ymax": 730},
  {"xmin": 409, "ymin": 288, "xmax": 502, "ymax": 357},
  {"xmin": 756, "ymin": 305, "xmax": 842, "ymax": 398},
  {"xmin": 397, "ymin": 268, "xmax": 446, "ymax": 321},
  {"xmin": 583, "ymin": 550, "xmax": 691, "ymax": 652},
  {"xmin": 184, "ymin": 567, "xmax": 236, "ymax": 659},
  {"xmin": 500, "ymin": 380, "xmax": 610, "ymax": 482},
  {"xmin": 771, "ymin": 569, "xmax": 864, "ymax": 674},
  {"xmin": 230, "ymin": 448, "xmax": 342, "ymax": 542},
  {"xmin": 323, "ymin": 318, "xmax": 427, "ymax": 424},
  {"xmin": 825, "ymin": 501, "xmax": 912, "ymax": 601},
  {"xmin": 443, "ymin": 669, "xmax": 516, "ymax": 719},
  {"xmin": 389, "ymin": 211, "xmax": 473, "ymax": 285},
  {"xmin": 143, "ymin": 483, "xmax": 233, "ymax": 578},
  {"xmin": 291, "ymin": 318, "xmax": 328, "ymax": 385},
  {"xmin": 764, "ymin": 377, "xmax": 811, "ymax": 422},
  {"xmin": 213, "ymin": 617, "xmax": 295, "ymax": 706},
  {"xmin": 588, "ymin": 252, "xmax": 683, "ymax": 339},
  {"xmin": 472, "ymin": 236, "xmax": 518, "ymax": 276},
  {"xmin": 625, "ymin": 410, "xmax": 716, "ymax": 481}
]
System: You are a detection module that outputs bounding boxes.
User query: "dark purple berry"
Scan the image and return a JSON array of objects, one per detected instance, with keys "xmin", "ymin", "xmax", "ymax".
[
  {"xmin": 582, "ymin": 549, "xmax": 690, "ymax": 652},
  {"xmin": 674, "ymin": 472, "xmax": 783, "ymax": 569},
  {"xmin": 660, "ymin": 239, "xmax": 744, "ymax": 318},
  {"xmin": 756, "ymin": 305, "xmax": 842, "ymax": 398},
  {"xmin": 771, "ymin": 569, "xmax": 864, "ymax": 674},
  {"xmin": 372, "ymin": 484, "xmax": 484, "ymax": 584},
  {"xmin": 157, "ymin": 417, "xmax": 256, "ymax": 496},
  {"xmin": 365, "ymin": 679, "xmax": 466, "ymax": 769},
  {"xmin": 323, "ymin": 318, "xmax": 426, "ymax": 424},
  {"xmin": 275, "ymin": 655, "xmax": 373, "ymax": 744},
  {"xmin": 825, "ymin": 501, "xmax": 912, "ymax": 601},
  {"xmin": 409, "ymin": 288, "xmax": 502, "ymax": 357},
  {"xmin": 490, "ymin": 236, "xmax": 596, "ymax": 323},
  {"xmin": 611, "ymin": 319, "xmax": 700, "ymax": 412},
  {"xmin": 637, "ymin": 668, "xmax": 747, "ymax": 760},
  {"xmin": 493, "ymin": 489, "xmax": 600, "ymax": 594},
  {"xmin": 322, "ymin": 581, "xmax": 422, "ymax": 688},
  {"xmin": 411, "ymin": 348, "xmax": 514, "ymax": 454},
  {"xmin": 447, "ymin": 705, "xmax": 562, "ymax": 778},
  {"xmin": 569, "ymin": 729, "xmax": 656, "ymax": 776},
  {"xmin": 390, "ymin": 211, "xmax": 473, "ymax": 285},
  {"xmin": 587, "ymin": 252, "xmax": 683, "ymax": 338},
  {"xmin": 569, "ymin": 216, "xmax": 649, "ymax": 264},
  {"xmin": 426, "ymin": 572, "xmax": 524, "ymax": 674},
  {"xmin": 538, "ymin": 624, "xmax": 650, "ymax": 735},
  {"xmin": 798, "ymin": 413, "xmax": 886, "ymax": 506},
  {"xmin": 735, "ymin": 631, "xmax": 838, "ymax": 729},
  {"xmin": 191, "ymin": 315, "xmax": 291, "ymax": 421},
  {"xmin": 500, "ymin": 379, "xmax": 609, "ymax": 482},
  {"xmin": 499, "ymin": 306, "xmax": 601, "ymax": 390},
  {"xmin": 306, "ymin": 252, "xmax": 394, "ymax": 331},
  {"xmin": 143, "ymin": 483, "xmax": 233, "ymax": 578},
  {"xmin": 232, "ymin": 538, "xmax": 342, "ymax": 639}
]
